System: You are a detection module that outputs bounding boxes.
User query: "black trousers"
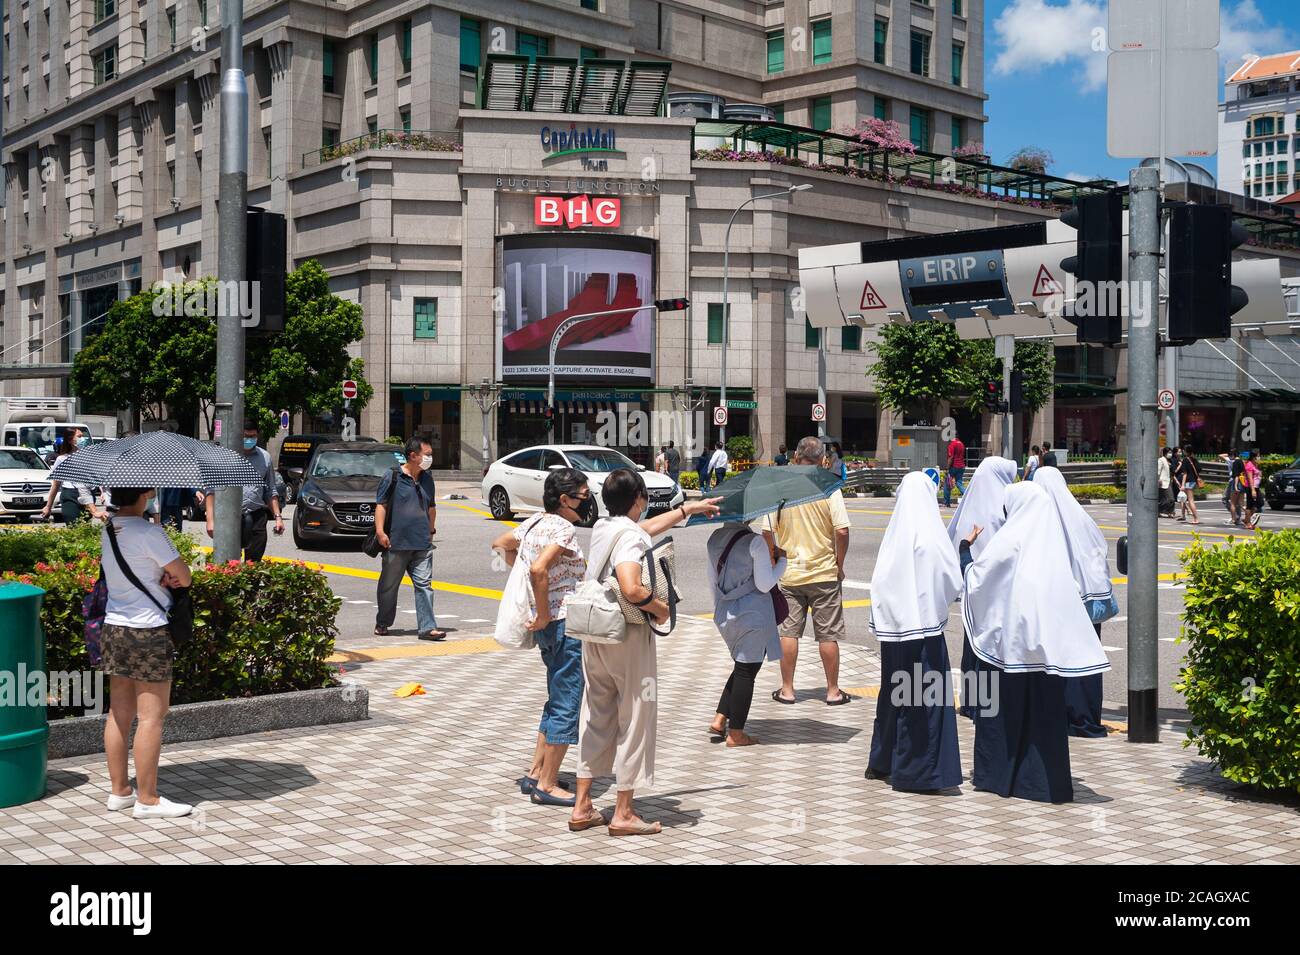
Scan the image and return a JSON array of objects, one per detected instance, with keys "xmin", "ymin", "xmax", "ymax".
[
  {"xmin": 241, "ymin": 508, "xmax": 269, "ymax": 561},
  {"xmin": 716, "ymin": 660, "xmax": 763, "ymax": 730}
]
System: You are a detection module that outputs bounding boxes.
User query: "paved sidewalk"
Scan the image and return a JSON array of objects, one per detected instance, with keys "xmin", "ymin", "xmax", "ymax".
[{"xmin": 3, "ymin": 618, "xmax": 1298, "ymax": 864}]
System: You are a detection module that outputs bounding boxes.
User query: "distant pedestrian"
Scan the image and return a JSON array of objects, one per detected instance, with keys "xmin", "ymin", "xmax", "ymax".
[
  {"xmin": 1175, "ymin": 446, "xmax": 1201, "ymax": 525},
  {"xmin": 1023, "ymin": 445, "xmax": 1041, "ymax": 482},
  {"xmin": 1041, "ymin": 441, "xmax": 1058, "ymax": 468},
  {"xmin": 1242, "ymin": 451, "xmax": 1263, "ymax": 530},
  {"xmin": 654, "ymin": 445, "xmax": 667, "ymax": 474},
  {"xmin": 40, "ymin": 428, "xmax": 106, "ymax": 524},
  {"xmin": 664, "ymin": 440, "xmax": 682, "ymax": 488},
  {"xmin": 774, "ymin": 445, "xmax": 789, "ymax": 467},
  {"xmin": 763, "ymin": 437, "xmax": 853, "ymax": 706},
  {"xmin": 1157, "ymin": 448, "xmax": 1174, "ymax": 517},
  {"xmin": 708, "ymin": 441, "xmax": 729, "ymax": 488},
  {"xmin": 943, "ymin": 434, "xmax": 966, "ymax": 507},
  {"xmin": 373, "ymin": 436, "xmax": 445, "ymax": 640},
  {"xmin": 697, "ymin": 447, "xmax": 713, "ymax": 493},
  {"xmin": 706, "ymin": 522, "xmax": 787, "ymax": 746},
  {"xmin": 157, "ymin": 487, "xmax": 202, "ymax": 532},
  {"xmin": 1223, "ymin": 450, "xmax": 1246, "ymax": 525},
  {"xmin": 99, "ymin": 488, "xmax": 194, "ymax": 819},
  {"xmin": 204, "ymin": 422, "xmax": 284, "ymax": 559}
]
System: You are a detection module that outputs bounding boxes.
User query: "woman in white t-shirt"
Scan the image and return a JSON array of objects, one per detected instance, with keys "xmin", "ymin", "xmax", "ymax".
[{"xmin": 100, "ymin": 487, "xmax": 194, "ymax": 820}]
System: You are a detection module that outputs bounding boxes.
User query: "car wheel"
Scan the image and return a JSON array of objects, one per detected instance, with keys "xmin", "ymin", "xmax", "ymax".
[
  {"xmin": 1267, "ymin": 498, "xmax": 1286, "ymax": 510},
  {"xmin": 284, "ymin": 482, "xmax": 297, "ymax": 506},
  {"xmin": 488, "ymin": 486, "xmax": 514, "ymax": 520}
]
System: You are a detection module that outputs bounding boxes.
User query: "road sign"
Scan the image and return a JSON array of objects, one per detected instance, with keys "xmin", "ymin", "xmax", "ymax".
[
  {"xmin": 1157, "ymin": 388, "xmax": 1176, "ymax": 411},
  {"xmin": 713, "ymin": 405, "xmax": 728, "ymax": 427},
  {"xmin": 1108, "ymin": 0, "xmax": 1219, "ymax": 52},
  {"xmin": 279, "ymin": 410, "xmax": 290, "ymax": 431},
  {"xmin": 214, "ymin": 419, "xmax": 222, "ymax": 441},
  {"xmin": 1107, "ymin": 48, "xmax": 1219, "ymax": 158},
  {"xmin": 341, "ymin": 379, "xmax": 358, "ymax": 401},
  {"xmin": 811, "ymin": 403, "xmax": 826, "ymax": 422}
]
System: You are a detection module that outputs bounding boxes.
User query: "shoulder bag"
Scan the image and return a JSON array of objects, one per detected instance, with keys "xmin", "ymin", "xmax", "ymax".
[
  {"xmin": 104, "ymin": 519, "xmax": 193, "ymax": 644},
  {"xmin": 614, "ymin": 536, "xmax": 679, "ymax": 637},
  {"xmin": 563, "ymin": 524, "xmax": 642, "ymax": 644},
  {"xmin": 493, "ymin": 517, "xmax": 542, "ymax": 651}
]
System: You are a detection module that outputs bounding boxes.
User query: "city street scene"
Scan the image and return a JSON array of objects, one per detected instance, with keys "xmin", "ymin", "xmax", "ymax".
[{"xmin": 0, "ymin": 0, "xmax": 1297, "ymax": 917}]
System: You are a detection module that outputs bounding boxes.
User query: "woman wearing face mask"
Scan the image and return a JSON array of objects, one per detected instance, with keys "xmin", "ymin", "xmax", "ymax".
[
  {"xmin": 40, "ymin": 428, "xmax": 106, "ymax": 524},
  {"xmin": 492, "ymin": 468, "xmax": 595, "ymax": 807}
]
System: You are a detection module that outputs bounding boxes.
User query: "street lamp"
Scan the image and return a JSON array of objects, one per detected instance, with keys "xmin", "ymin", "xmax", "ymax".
[
  {"xmin": 466, "ymin": 378, "xmax": 501, "ymax": 474},
  {"xmin": 719, "ymin": 182, "xmax": 813, "ymax": 443}
]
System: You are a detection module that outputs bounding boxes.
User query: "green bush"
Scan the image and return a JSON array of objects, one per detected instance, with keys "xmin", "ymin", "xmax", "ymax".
[
  {"xmin": 679, "ymin": 470, "xmax": 699, "ymax": 490},
  {"xmin": 1175, "ymin": 530, "xmax": 1300, "ymax": 794},
  {"xmin": 1067, "ymin": 484, "xmax": 1126, "ymax": 502},
  {"xmin": 0, "ymin": 521, "xmax": 199, "ymax": 575},
  {"xmin": 1259, "ymin": 455, "xmax": 1294, "ymax": 482},
  {"xmin": 726, "ymin": 435, "xmax": 755, "ymax": 465},
  {"xmin": 4, "ymin": 557, "xmax": 340, "ymax": 719}
]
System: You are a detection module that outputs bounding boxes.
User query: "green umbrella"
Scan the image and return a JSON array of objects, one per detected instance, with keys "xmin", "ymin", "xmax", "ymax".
[{"xmin": 686, "ymin": 465, "xmax": 845, "ymax": 526}]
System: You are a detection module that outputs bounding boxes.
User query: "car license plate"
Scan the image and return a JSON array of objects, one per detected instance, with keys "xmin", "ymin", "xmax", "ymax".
[
  {"xmin": 339, "ymin": 513, "xmax": 373, "ymax": 525},
  {"xmin": 12, "ymin": 497, "xmax": 43, "ymax": 507}
]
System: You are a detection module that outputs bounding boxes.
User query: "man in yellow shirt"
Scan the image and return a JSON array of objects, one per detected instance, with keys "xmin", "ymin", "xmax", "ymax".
[{"xmin": 762, "ymin": 436, "xmax": 852, "ymax": 706}]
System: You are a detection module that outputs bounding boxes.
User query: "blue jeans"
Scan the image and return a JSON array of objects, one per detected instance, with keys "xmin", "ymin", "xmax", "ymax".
[
  {"xmin": 535, "ymin": 619, "xmax": 583, "ymax": 745},
  {"xmin": 376, "ymin": 546, "xmax": 436, "ymax": 634},
  {"xmin": 944, "ymin": 467, "xmax": 966, "ymax": 506}
]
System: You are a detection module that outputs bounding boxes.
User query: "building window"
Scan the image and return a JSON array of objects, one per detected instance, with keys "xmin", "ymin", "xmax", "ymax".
[
  {"xmin": 952, "ymin": 42, "xmax": 964, "ymax": 86},
  {"xmin": 841, "ymin": 325, "xmax": 861, "ymax": 351},
  {"xmin": 953, "ymin": 0, "xmax": 964, "ymax": 15},
  {"xmin": 874, "ymin": 19, "xmax": 888, "ymax": 64},
  {"xmin": 460, "ymin": 18, "xmax": 481, "ymax": 72},
  {"xmin": 1253, "ymin": 141, "xmax": 1262, "ymax": 157},
  {"xmin": 264, "ymin": 130, "xmax": 272, "ymax": 179},
  {"xmin": 322, "ymin": 127, "xmax": 339, "ymax": 149},
  {"xmin": 582, "ymin": 0, "xmax": 599, "ymax": 8},
  {"xmin": 910, "ymin": 31, "xmax": 930, "ymax": 77},
  {"xmin": 401, "ymin": 20, "xmax": 412, "ymax": 73},
  {"xmin": 517, "ymin": 31, "xmax": 549, "ymax": 61},
  {"xmin": 874, "ymin": 97, "xmax": 888, "ymax": 121},
  {"xmin": 367, "ymin": 117, "xmax": 378, "ymax": 135},
  {"xmin": 198, "ymin": 0, "xmax": 208, "ymax": 28},
  {"xmin": 92, "ymin": 45, "xmax": 117, "ymax": 85},
  {"xmin": 805, "ymin": 317, "xmax": 820, "ymax": 349},
  {"xmin": 400, "ymin": 109, "xmax": 411, "ymax": 133},
  {"xmin": 767, "ymin": 30, "xmax": 784, "ymax": 74},
  {"xmin": 167, "ymin": 9, "xmax": 176, "ymax": 47},
  {"xmin": 94, "ymin": 0, "xmax": 114, "ymax": 23},
  {"xmin": 322, "ymin": 40, "xmax": 336, "ymax": 93},
  {"xmin": 368, "ymin": 34, "xmax": 379, "ymax": 83},
  {"xmin": 1243, "ymin": 143, "xmax": 1250, "ymax": 158},
  {"xmin": 811, "ymin": 95, "xmax": 832, "ymax": 131},
  {"xmin": 707, "ymin": 303, "xmax": 728, "ymax": 345},
  {"xmin": 580, "ymin": 46, "xmax": 600, "ymax": 60},
  {"xmin": 910, "ymin": 106, "xmax": 932, "ymax": 150},
  {"xmin": 812, "ymin": 18, "xmax": 832, "ymax": 65},
  {"xmin": 413, "ymin": 298, "xmax": 438, "ymax": 340},
  {"xmin": 951, "ymin": 117, "xmax": 963, "ymax": 150},
  {"xmin": 141, "ymin": 20, "xmax": 147, "ymax": 58},
  {"xmin": 773, "ymin": 103, "xmax": 785, "ymax": 124}
]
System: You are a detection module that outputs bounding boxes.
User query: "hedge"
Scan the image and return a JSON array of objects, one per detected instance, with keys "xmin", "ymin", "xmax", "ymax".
[
  {"xmin": 678, "ymin": 470, "xmax": 740, "ymax": 491},
  {"xmin": 0, "ymin": 520, "xmax": 199, "ymax": 575},
  {"xmin": 1175, "ymin": 530, "xmax": 1300, "ymax": 794},
  {"xmin": 3, "ymin": 555, "xmax": 341, "ymax": 719}
]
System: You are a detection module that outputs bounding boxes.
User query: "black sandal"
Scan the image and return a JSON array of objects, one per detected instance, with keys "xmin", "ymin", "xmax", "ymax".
[
  {"xmin": 771, "ymin": 689, "xmax": 796, "ymax": 705},
  {"xmin": 825, "ymin": 692, "xmax": 854, "ymax": 706}
]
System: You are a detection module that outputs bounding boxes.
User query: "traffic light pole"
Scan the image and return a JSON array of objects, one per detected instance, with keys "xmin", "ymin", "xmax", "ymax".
[
  {"xmin": 1126, "ymin": 164, "xmax": 1161, "ymax": 743},
  {"xmin": 546, "ymin": 304, "xmax": 657, "ymax": 423}
]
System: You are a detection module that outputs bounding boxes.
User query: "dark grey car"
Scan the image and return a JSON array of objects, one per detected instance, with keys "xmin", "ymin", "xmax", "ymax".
[{"xmin": 291, "ymin": 442, "xmax": 407, "ymax": 549}]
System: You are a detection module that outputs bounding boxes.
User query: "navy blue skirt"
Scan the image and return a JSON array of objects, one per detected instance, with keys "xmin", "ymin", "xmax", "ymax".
[
  {"xmin": 868, "ymin": 635, "xmax": 963, "ymax": 792},
  {"xmin": 1065, "ymin": 623, "xmax": 1107, "ymax": 738},
  {"xmin": 972, "ymin": 662, "xmax": 1074, "ymax": 803},
  {"xmin": 958, "ymin": 630, "xmax": 979, "ymax": 719}
]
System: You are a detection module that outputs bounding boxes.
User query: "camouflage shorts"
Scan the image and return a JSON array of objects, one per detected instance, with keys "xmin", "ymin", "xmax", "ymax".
[{"xmin": 100, "ymin": 623, "xmax": 174, "ymax": 683}]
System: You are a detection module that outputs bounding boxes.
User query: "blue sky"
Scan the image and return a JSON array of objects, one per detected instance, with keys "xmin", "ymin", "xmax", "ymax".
[{"xmin": 983, "ymin": 0, "xmax": 1300, "ymax": 182}]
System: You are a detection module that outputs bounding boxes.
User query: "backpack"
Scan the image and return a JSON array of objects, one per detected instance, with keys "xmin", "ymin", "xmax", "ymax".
[{"xmin": 82, "ymin": 573, "xmax": 109, "ymax": 665}]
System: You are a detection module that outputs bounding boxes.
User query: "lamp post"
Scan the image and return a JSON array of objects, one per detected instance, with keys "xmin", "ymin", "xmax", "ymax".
[
  {"xmin": 466, "ymin": 379, "xmax": 501, "ymax": 474},
  {"xmin": 719, "ymin": 183, "xmax": 813, "ymax": 444}
]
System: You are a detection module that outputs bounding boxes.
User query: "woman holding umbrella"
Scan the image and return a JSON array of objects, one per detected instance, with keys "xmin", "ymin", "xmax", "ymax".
[{"xmin": 40, "ymin": 427, "xmax": 106, "ymax": 524}]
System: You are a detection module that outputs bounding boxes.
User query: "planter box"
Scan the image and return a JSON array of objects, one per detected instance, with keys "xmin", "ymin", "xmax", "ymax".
[{"xmin": 47, "ymin": 684, "xmax": 369, "ymax": 760}]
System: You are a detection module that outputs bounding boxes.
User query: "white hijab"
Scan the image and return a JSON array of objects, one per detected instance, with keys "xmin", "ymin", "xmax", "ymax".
[
  {"xmin": 871, "ymin": 472, "xmax": 962, "ymax": 641},
  {"xmin": 961, "ymin": 482, "xmax": 1110, "ymax": 677},
  {"xmin": 1032, "ymin": 466, "xmax": 1115, "ymax": 602},
  {"xmin": 948, "ymin": 456, "xmax": 1017, "ymax": 559}
]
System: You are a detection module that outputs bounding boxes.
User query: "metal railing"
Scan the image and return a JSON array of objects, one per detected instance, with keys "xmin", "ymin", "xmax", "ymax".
[{"xmin": 302, "ymin": 129, "xmax": 462, "ymax": 168}]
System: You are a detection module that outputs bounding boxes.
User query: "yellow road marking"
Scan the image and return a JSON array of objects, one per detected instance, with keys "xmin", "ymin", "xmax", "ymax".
[
  {"xmin": 255, "ymin": 554, "xmax": 506, "ymax": 600},
  {"xmin": 444, "ymin": 500, "xmax": 517, "ymax": 527},
  {"xmin": 328, "ymin": 638, "xmax": 502, "ymax": 663},
  {"xmin": 844, "ymin": 598, "xmax": 872, "ymax": 608}
]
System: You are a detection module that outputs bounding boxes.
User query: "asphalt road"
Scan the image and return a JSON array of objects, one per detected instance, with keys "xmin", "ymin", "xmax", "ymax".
[{"xmin": 191, "ymin": 485, "xmax": 1300, "ymax": 716}]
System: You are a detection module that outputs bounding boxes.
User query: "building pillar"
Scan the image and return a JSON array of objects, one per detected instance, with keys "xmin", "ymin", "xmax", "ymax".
[
  {"xmin": 70, "ymin": 289, "xmax": 85, "ymax": 356},
  {"xmin": 876, "ymin": 407, "xmax": 896, "ymax": 464},
  {"xmin": 116, "ymin": 104, "xmax": 143, "ymax": 223},
  {"xmin": 196, "ymin": 71, "xmax": 220, "ymax": 271},
  {"xmin": 460, "ymin": 186, "xmax": 498, "ymax": 471}
]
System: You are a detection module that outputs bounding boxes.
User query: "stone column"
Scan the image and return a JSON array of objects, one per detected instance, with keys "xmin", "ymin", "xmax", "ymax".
[
  {"xmin": 116, "ymin": 105, "xmax": 143, "ymax": 223},
  {"xmin": 460, "ymin": 185, "xmax": 498, "ymax": 471},
  {"xmin": 196, "ymin": 70, "xmax": 221, "ymax": 270}
]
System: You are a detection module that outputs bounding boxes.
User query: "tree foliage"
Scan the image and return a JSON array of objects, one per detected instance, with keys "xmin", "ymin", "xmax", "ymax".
[{"xmin": 960, "ymin": 338, "xmax": 1055, "ymax": 416}]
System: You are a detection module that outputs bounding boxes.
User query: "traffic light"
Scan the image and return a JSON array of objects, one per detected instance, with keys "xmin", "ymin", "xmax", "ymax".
[
  {"xmin": 1060, "ymin": 190, "xmax": 1124, "ymax": 345},
  {"xmin": 1167, "ymin": 204, "xmax": 1250, "ymax": 344},
  {"xmin": 983, "ymin": 358, "xmax": 1004, "ymax": 411},
  {"xmin": 1008, "ymin": 368, "xmax": 1024, "ymax": 413},
  {"xmin": 655, "ymin": 297, "xmax": 690, "ymax": 311},
  {"xmin": 543, "ymin": 403, "xmax": 556, "ymax": 431},
  {"xmin": 246, "ymin": 207, "xmax": 287, "ymax": 333}
]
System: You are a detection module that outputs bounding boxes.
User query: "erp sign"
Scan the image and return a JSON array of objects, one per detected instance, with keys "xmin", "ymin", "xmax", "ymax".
[
  {"xmin": 898, "ymin": 249, "xmax": 1014, "ymax": 323},
  {"xmin": 535, "ymin": 195, "xmax": 622, "ymax": 229}
]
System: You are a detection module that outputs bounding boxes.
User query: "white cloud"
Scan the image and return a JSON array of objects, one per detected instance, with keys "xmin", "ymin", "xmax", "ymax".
[
  {"xmin": 1063, "ymin": 170, "xmax": 1100, "ymax": 181},
  {"xmin": 992, "ymin": 0, "xmax": 1299, "ymax": 92}
]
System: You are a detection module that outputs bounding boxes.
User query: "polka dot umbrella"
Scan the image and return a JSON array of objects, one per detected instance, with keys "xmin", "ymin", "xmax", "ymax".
[{"xmin": 49, "ymin": 431, "xmax": 262, "ymax": 488}]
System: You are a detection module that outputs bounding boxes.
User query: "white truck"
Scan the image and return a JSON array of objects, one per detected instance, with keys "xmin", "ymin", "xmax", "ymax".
[{"xmin": 0, "ymin": 397, "xmax": 119, "ymax": 460}]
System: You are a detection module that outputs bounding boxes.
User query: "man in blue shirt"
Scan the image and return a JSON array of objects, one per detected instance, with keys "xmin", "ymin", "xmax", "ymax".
[
  {"xmin": 204, "ymin": 422, "xmax": 284, "ymax": 559},
  {"xmin": 374, "ymin": 436, "xmax": 443, "ymax": 640}
]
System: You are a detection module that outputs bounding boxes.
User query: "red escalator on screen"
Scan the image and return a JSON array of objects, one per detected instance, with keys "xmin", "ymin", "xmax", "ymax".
[{"xmin": 502, "ymin": 272, "xmax": 643, "ymax": 353}]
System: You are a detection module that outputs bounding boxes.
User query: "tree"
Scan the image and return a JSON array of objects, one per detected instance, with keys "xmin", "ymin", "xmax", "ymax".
[
  {"xmin": 867, "ymin": 322, "xmax": 968, "ymax": 422},
  {"xmin": 1006, "ymin": 146, "xmax": 1054, "ymax": 175},
  {"xmin": 838, "ymin": 118, "xmax": 917, "ymax": 156},
  {"xmin": 959, "ymin": 339, "xmax": 1055, "ymax": 415}
]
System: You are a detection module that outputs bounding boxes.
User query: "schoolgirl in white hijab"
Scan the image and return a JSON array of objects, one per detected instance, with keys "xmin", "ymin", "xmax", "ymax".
[
  {"xmin": 959, "ymin": 482, "xmax": 1110, "ymax": 803},
  {"xmin": 866, "ymin": 472, "xmax": 963, "ymax": 791},
  {"xmin": 947, "ymin": 455, "xmax": 1017, "ymax": 559},
  {"xmin": 1032, "ymin": 466, "xmax": 1120, "ymax": 738}
]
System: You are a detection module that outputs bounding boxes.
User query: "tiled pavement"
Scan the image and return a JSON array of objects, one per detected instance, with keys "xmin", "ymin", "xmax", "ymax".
[{"xmin": 3, "ymin": 617, "xmax": 1299, "ymax": 865}]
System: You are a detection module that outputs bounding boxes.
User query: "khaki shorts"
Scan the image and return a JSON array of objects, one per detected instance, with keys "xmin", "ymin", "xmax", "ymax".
[
  {"xmin": 100, "ymin": 623, "xmax": 174, "ymax": 683},
  {"xmin": 777, "ymin": 580, "xmax": 845, "ymax": 642}
]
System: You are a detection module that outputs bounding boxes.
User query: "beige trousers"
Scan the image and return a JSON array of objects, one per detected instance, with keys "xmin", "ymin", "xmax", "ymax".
[{"xmin": 576, "ymin": 627, "xmax": 657, "ymax": 792}]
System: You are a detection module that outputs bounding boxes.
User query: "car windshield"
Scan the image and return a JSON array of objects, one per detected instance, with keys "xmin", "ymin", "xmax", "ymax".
[
  {"xmin": 564, "ymin": 449, "xmax": 636, "ymax": 473},
  {"xmin": 0, "ymin": 449, "xmax": 46, "ymax": 470},
  {"xmin": 311, "ymin": 449, "xmax": 404, "ymax": 477}
]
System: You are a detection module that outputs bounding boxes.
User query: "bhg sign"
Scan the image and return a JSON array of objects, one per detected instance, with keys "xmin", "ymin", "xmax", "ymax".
[{"xmin": 534, "ymin": 194, "xmax": 621, "ymax": 229}]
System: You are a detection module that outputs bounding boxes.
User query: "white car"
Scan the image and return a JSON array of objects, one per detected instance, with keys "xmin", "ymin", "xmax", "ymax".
[
  {"xmin": 482, "ymin": 444, "xmax": 685, "ymax": 524},
  {"xmin": 0, "ymin": 447, "xmax": 55, "ymax": 522}
]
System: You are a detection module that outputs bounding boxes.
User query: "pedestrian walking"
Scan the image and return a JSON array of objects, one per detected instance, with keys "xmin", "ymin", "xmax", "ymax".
[
  {"xmin": 1033, "ymin": 467, "xmax": 1120, "ymax": 738},
  {"xmin": 1023, "ymin": 445, "xmax": 1041, "ymax": 482},
  {"xmin": 492, "ymin": 467, "xmax": 594, "ymax": 807},
  {"xmin": 697, "ymin": 446, "xmax": 713, "ymax": 493},
  {"xmin": 654, "ymin": 445, "xmax": 668, "ymax": 474},
  {"xmin": 1157, "ymin": 448, "xmax": 1175, "ymax": 517},
  {"xmin": 373, "ymin": 436, "xmax": 446, "ymax": 640},
  {"xmin": 706, "ymin": 522, "xmax": 787, "ymax": 747},
  {"xmin": 1041, "ymin": 441, "xmax": 1058, "ymax": 468},
  {"xmin": 865, "ymin": 472, "xmax": 963, "ymax": 791},
  {"xmin": 1175, "ymin": 446, "xmax": 1201, "ymax": 525},
  {"xmin": 204, "ymin": 422, "xmax": 284, "ymax": 559},
  {"xmin": 664, "ymin": 440, "xmax": 682, "ymax": 488},
  {"xmin": 157, "ymin": 487, "xmax": 202, "ymax": 531},
  {"xmin": 960, "ymin": 482, "xmax": 1110, "ymax": 803},
  {"xmin": 40, "ymin": 428, "xmax": 106, "ymax": 524},
  {"xmin": 1222, "ymin": 450, "xmax": 1246, "ymax": 525},
  {"xmin": 943, "ymin": 434, "xmax": 966, "ymax": 507},
  {"xmin": 708, "ymin": 441, "xmax": 729, "ymax": 488},
  {"xmin": 762, "ymin": 437, "xmax": 853, "ymax": 706},
  {"xmin": 567, "ymin": 469, "xmax": 720, "ymax": 835},
  {"xmin": 1242, "ymin": 451, "xmax": 1263, "ymax": 530},
  {"xmin": 773, "ymin": 445, "xmax": 789, "ymax": 467},
  {"xmin": 99, "ymin": 488, "xmax": 195, "ymax": 819}
]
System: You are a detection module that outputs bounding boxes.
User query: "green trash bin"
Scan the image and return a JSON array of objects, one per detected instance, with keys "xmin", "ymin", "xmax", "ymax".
[{"xmin": 0, "ymin": 581, "xmax": 47, "ymax": 809}]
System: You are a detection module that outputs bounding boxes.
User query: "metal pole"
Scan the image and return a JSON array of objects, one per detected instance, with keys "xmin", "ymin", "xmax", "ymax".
[
  {"xmin": 213, "ymin": 0, "xmax": 248, "ymax": 563},
  {"xmin": 816, "ymin": 332, "xmax": 827, "ymax": 439},
  {"xmin": 548, "ymin": 304, "xmax": 658, "ymax": 431},
  {"xmin": 1127, "ymin": 163, "xmax": 1161, "ymax": 743},
  {"xmin": 995, "ymin": 334, "xmax": 1015, "ymax": 458}
]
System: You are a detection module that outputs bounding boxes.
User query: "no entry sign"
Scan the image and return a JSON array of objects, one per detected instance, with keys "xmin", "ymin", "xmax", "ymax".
[{"xmin": 341, "ymin": 380, "xmax": 358, "ymax": 401}]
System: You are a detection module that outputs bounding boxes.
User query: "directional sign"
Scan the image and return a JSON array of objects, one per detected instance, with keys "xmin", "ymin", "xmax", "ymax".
[
  {"xmin": 341, "ymin": 379, "xmax": 358, "ymax": 401},
  {"xmin": 1157, "ymin": 388, "xmax": 1176, "ymax": 411},
  {"xmin": 811, "ymin": 403, "xmax": 826, "ymax": 423},
  {"xmin": 279, "ymin": 410, "xmax": 290, "ymax": 431},
  {"xmin": 713, "ymin": 405, "xmax": 729, "ymax": 427}
]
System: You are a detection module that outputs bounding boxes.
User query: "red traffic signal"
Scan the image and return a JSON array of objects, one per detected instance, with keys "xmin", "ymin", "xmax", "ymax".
[{"xmin": 655, "ymin": 297, "xmax": 690, "ymax": 311}]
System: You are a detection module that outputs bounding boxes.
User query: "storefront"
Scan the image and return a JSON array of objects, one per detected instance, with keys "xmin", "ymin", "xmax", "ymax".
[{"xmin": 389, "ymin": 387, "xmax": 462, "ymax": 469}]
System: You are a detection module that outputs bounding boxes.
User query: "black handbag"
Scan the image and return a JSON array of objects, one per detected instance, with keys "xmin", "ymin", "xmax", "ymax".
[
  {"xmin": 362, "ymin": 467, "xmax": 403, "ymax": 558},
  {"xmin": 104, "ymin": 519, "xmax": 193, "ymax": 644}
]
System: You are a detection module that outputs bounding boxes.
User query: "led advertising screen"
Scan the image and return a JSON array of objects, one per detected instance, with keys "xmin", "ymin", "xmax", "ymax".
[{"xmin": 499, "ymin": 234, "xmax": 655, "ymax": 384}]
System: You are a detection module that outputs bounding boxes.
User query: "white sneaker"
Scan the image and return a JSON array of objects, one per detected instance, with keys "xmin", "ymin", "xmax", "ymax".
[
  {"xmin": 106, "ymin": 791, "xmax": 136, "ymax": 812},
  {"xmin": 132, "ymin": 796, "xmax": 193, "ymax": 819}
]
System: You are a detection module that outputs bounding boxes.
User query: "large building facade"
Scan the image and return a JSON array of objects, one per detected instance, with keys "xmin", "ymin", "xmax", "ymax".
[{"xmin": 1219, "ymin": 50, "xmax": 1300, "ymax": 202}]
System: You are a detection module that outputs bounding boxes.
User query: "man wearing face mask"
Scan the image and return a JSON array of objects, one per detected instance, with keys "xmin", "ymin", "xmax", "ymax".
[
  {"xmin": 373, "ymin": 436, "xmax": 443, "ymax": 640},
  {"xmin": 204, "ymin": 422, "xmax": 284, "ymax": 560}
]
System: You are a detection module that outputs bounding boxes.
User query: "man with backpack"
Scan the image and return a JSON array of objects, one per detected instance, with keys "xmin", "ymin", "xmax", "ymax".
[{"xmin": 373, "ymin": 436, "xmax": 444, "ymax": 640}]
